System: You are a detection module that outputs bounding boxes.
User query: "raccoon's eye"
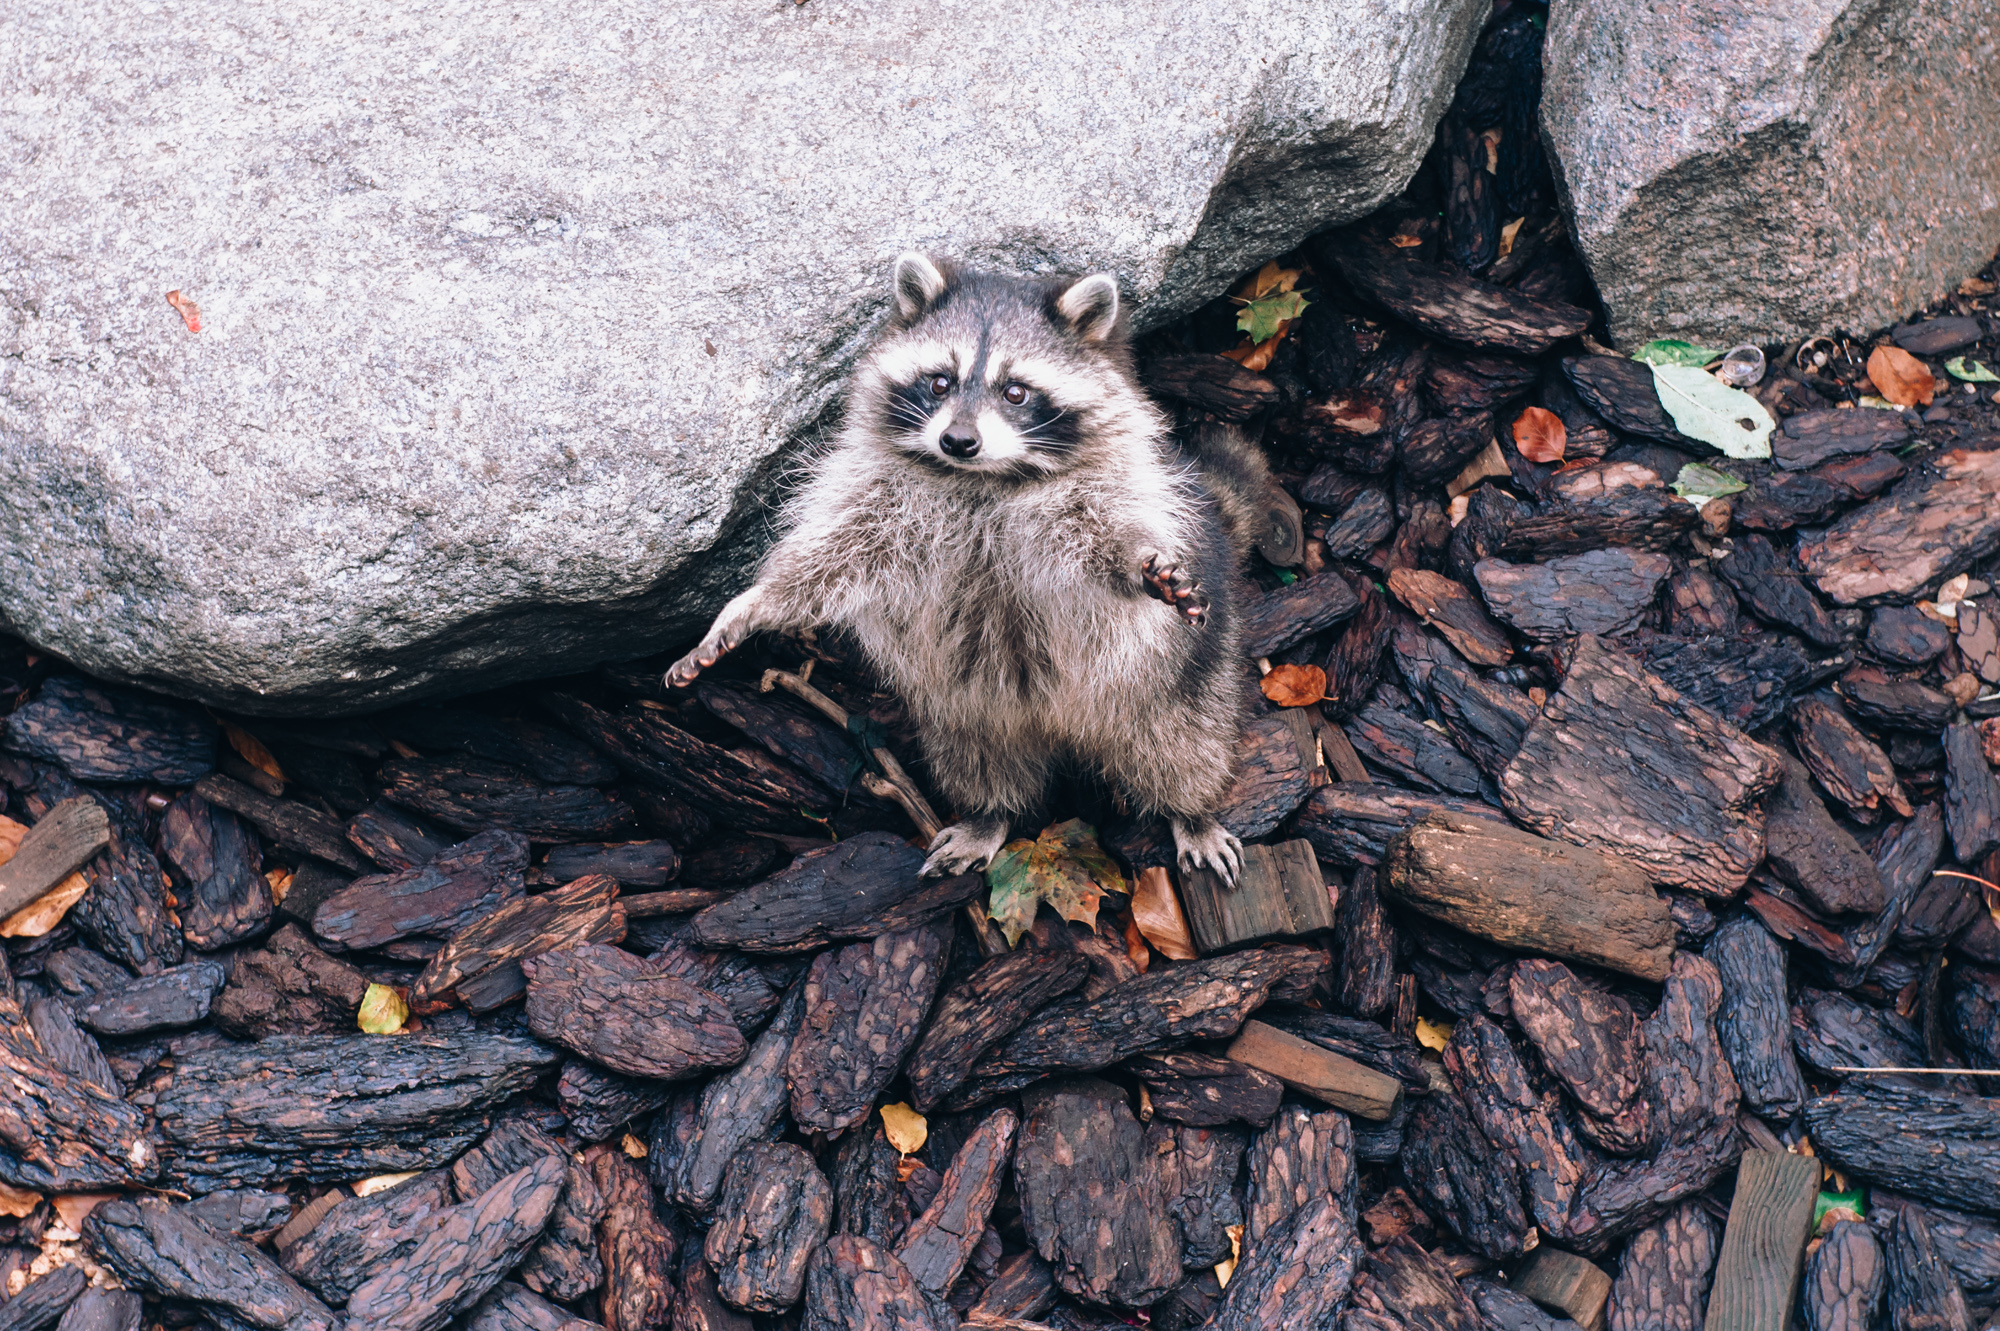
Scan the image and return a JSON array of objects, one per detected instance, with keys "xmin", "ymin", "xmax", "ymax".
[
  {"xmin": 1003, "ymin": 383, "xmax": 1029, "ymax": 406},
  {"xmin": 928, "ymin": 374, "xmax": 952, "ymax": 398}
]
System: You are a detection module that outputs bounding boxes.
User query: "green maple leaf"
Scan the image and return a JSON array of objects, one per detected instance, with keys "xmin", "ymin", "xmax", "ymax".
[
  {"xmin": 984, "ymin": 818, "xmax": 1128, "ymax": 947},
  {"xmin": 1237, "ymin": 290, "xmax": 1309, "ymax": 345}
]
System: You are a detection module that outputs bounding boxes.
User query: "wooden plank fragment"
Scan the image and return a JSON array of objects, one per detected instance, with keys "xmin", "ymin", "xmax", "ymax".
[
  {"xmin": 1701, "ymin": 1151, "xmax": 1821, "ymax": 1331},
  {"xmin": 0, "ymin": 796, "xmax": 109, "ymax": 923},
  {"xmin": 1178, "ymin": 839, "xmax": 1335, "ymax": 953},
  {"xmin": 1512, "ymin": 1247, "xmax": 1612, "ymax": 1331},
  {"xmin": 1224, "ymin": 1020, "xmax": 1401, "ymax": 1121}
]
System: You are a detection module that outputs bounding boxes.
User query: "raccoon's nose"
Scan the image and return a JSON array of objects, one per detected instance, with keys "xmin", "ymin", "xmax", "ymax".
[{"xmin": 939, "ymin": 428, "xmax": 981, "ymax": 459}]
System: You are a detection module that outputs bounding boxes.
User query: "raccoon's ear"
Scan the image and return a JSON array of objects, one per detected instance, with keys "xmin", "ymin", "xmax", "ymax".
[
  {"xmin": 891, "ymin": 252, "xmax": 949, "ymax": 322},
  {"xmin": 1056, "ymin": 273, "xmax": 1122, "ymax": 343}
]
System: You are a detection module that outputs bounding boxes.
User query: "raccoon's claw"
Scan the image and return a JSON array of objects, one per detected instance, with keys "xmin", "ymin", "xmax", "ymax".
[
  {"xmin": 1139, "ymin": 552, "xmax": 1209, "ymax": 625},
  {"xmin": 1171, "ymin": 819, "xmax": 1243, "ymax": 888},
  {"xmin": 664, "ymin": 637, "xmax": 732, "ymax": 689},
  {"xmin": 921, "ymin": 818, "xmax": 1010, "ymax": 878}
]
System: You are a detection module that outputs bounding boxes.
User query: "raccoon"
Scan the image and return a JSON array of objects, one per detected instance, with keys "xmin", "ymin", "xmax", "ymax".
[{"xmin": 667, "ymin": 253, "xmax": 1276, "ymax": 885}]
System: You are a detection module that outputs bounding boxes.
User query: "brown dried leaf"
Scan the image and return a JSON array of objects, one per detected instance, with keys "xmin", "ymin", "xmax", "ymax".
[
  {"xmin": 1260, "ymin": 663, "xmax": 1327, "ymax": 708},
  {"xmin": 50, "ymin": 1195, "xmax": 114, "ymax": 1231},
  {"xmin": 0, "ymin": 1183, "xmax": 40, "ymax": 1220},
  {"xmin": 880, "ymin": 1102, "xmax": 928, "ymax": 1155},
  {"xmin": 0, "ymin": 871, "xmax": 88, "ymax": 939},
  {"xmin": 1129, "ymin": 866, "xmax": 1198, "ymax": 962},
  {"xmin": 222, "ymin": 724, "xmax": 286, "ymax": 783},
  {"xmin": 165, "ymin": 289, "xmax": 201, "ymax": 333},
  {"xmin": 0, "ymin": 816, "xmax": 26, "ymax": 863},
  {"xmin": 1511, "ymin": 405, "xmax": 1567, "ymax": 464},
  {"xmin": 1122, "ymin": 909, "xmax": 1151, "ymax": 973},
  {"xmin": 1866, "ymin": 345, "xmax": 1936, "ymax": 407}
]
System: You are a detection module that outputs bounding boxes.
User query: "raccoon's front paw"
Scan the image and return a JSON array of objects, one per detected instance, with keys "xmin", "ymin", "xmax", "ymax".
[
  {"xmin": 1139, "ymin": 551, "xmax": 1209, "ymax": 625},
  {"xmin": 1172, "ymin": 818, "xmax": 1244, "ymax": 888},
  {"xmin": 921, "ymin": 817, "xmax": 1010, "ymax": 878},
  {"xmin": 663, "ymin": 635, "xmax": 733, "ymax": 689}
]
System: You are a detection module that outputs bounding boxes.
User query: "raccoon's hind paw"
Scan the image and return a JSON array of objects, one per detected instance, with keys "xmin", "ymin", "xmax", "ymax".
[
  {"xmin": 1138, "ymin": 551, "xmax": 1210, "ymax": 625},
  {"xmin": 921, "ymin": 817, "xmax": 1010, "ymax": 878},
  {"xmin": 1172, "ymin": 819, "xmax": 1243, "ymax": 887}
]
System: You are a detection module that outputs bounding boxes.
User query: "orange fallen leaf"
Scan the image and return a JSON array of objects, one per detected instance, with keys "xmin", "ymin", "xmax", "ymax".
[
  {"xmin": 1511, "ymin": 406, "xmax": 1567, "ymax": 464},
  {"xmin": 222, "ymin": 724, "xmax": 286, "ymax": 783},
  {"xmin": 266, "ymin": 866, "xmax": 294, "ymax": 905},
  {"xmin": 1121, "ymin": 908, "xmax": 1151, "ymax": 973},
  {"xmin": 1260, "ymin": 663, "xmax": 1327, "ymax": 707},
  {"xmin": 165, "ymin": 289, "xmax": 201, "ymax": 333},
  {"xmin": 51, "ymin": 1194, "xmax": 114, "ymax": 1231},
  {"xmin": 1220, "ymin": 332, "xmax": 1284, "ymax": 372},
  {"xmin": 1866, "ymin": 345, "xmax": 1935, "ymax": 407},
  {"xmin": 0, "ymin": 1183, "xmax": 40, "ymax": 1220},
  {"xmin": 1389, "ymin": 234, "xmax": 1424, "ymax": 249},
  {"xmin": 0, "ymin": 871, "xmax": 88, "ymax": 939},
  {"xmin": 1129, "ymin": 866, "xmax": 1198, "ymax": 962},
  {"xmin": 0, "ymin": 816, "xmax": 26, "ymax": 863}
]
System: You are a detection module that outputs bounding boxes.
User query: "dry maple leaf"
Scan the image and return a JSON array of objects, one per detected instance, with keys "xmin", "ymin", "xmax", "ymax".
[
  {"xmin": 1511, "ymin": 405, "xmax": 1567, "ymax": 464},
  {"xmin": 1866, "ymin": 345, "xmax": 1935, "ymax": 407},
  {"xmin": 1129, "ymin": 865, "xmax": 1198, "ymax": 962},
  {"xmin": 985, "ymin": 818, "xmax": 1125, "ymax": 947},
  {"xmin": 165, "ymin": 289, "xmax": 201, "ymax": 333},
  {"xmin": 1260, "ymin": 663, "xmax": 1327, "ymax": 708}
]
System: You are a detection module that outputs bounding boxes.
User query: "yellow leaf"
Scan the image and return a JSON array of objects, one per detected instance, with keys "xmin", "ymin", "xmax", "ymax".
[
  {"xmin": 353, "ymin": 1172, "xmax": 419, "ymax": 1197},
  {"xmin": 0, "ymin": 1183, "xmax": 40, "ymax": 1219},
  {"xmin": 358, "ymin": 983, "xmax": 409, "ymax": 1035},
  {"xmin": 1415, "ymin": 1017, "xmax": 1454, "ymax": 1052},
  {"xmin": 222, "ymin": 723, "xmax": 287, "ymax": 783},
  {"xmin": 1215, "ymin": 1223, "xmax": 1244, "ymax": 1288},
  {"xmin": 620, "ymin": 1133, "xmax": 648, "ymax": 1159},
  {"xmin": 1129, "ymin": 866, "xmax": 1198, "ymax": 962},
  {"xmin": 880, "ymin": 1102, "xmax": 929, "ymax": 1156},
  {"xmin": 0, "ymin": 871, "xmax": 88, "ymax": 939},
  {"xmin": 266, "ymin": 867, "xmax": 294, "ymax": 905}
]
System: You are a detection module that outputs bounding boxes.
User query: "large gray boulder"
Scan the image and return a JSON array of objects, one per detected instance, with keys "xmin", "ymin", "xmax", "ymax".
[
  {"xmin": 0, "ymin": 0, "xmax": 1487, "ymax": 713},
  {"xmin": 1542, "ymin": 0, "xmax": 2000, "ymax": 349}
]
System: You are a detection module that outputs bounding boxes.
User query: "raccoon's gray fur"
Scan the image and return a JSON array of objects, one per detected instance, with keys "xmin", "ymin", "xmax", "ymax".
[{"xmin": 668, "ymin": 253, "xmax": 1276, "ymax": 884}]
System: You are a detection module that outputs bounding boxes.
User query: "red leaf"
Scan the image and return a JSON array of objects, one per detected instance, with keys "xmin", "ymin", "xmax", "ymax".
[
  {"xmin": 1511, "ymin": 406, "xmax": 1567, "ymax": 464},
  {"xmin": 1260, "ymin": 663, "xmax": 1327, "ymax": 707}
]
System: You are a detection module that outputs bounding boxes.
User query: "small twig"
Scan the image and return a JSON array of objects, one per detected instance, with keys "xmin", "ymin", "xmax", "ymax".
[
  {"xmin": 1932, "ymin": 869, "xmax": 2000, "ymax": 893},
  {"xmin": 760, "ymin": 668, "xmax": 942, "ymax": 841},
  {"xmin": 1828, "ymin": 1066, "xmax": 2000, "ymax": 1076}
]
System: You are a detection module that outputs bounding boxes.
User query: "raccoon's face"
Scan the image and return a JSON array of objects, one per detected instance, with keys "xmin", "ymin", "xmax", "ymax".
[{"xmin": 861, "ymin": 253, "xmax": 1136, "ymax": 479}]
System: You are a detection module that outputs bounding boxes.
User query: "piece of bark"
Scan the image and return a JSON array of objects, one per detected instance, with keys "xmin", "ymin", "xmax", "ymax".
[
  {"xmin": 1241, "ymin": 572, "xmax": 1363, "ymax": 658},
  {"xmin": 1124, "ymin": 1050, "xmax": 1283, "ymax": 1127},
  {"xmin": 1014, "ymin": 1079, "xmax": 1180, "ymax": 1308},
  {"xmin": 1327, "ymin": 238, "xmax": 1591, "ymax": 354},
  {"xmin": 414, "ymin": 874, "xmax": 626, "ymax": 1012},
  {"xmin": 209, "ymin": 922, "xmax": 367, "ymax": 1038},
  {"xmin": 26, "ymin": 996, "xmax": 118, "ymax": 1093},
  {"xmin": 1560, "ymin": 355, "xmax": 1689, "ymax": 445},
  {"xmin": 1664, "ymin": 566, "xmax": 1741, "ymax": 636},
  {"xmin": 1401, "ymin": 1082, "xmax": 1533, "ymax": 1259},
  {"xmin": 700, "ymin": 1142, "xmax": 832, "ymax": 1314},
  {"xmin": 1226, "ymin": 1020, "xmax": 1402, "ymax": 1121},
  {"xmin": 1834, "ymin": 669, "xmax": 1957, "ymax": 731},
  {"xmin": 1829, "ymin": 804, "xmax": 1946, "ymax": 987},
  {"xmin": 1867, "ymin": 1193, "xmax": 2000, "ymax": 1297},
  {"xmin": 2, "ymin": 677, "xmax": 215, "ymax": 784},
  {"xmin": 1891, "ymin": 316, "xmax": 1983, "ymax": 354},
  {"xmin": 523, "ymin": 943, "xmax": 744, "ymax": 1080},
  {"xmin": 1610, "ymin": 1201, "xmax": 1721, "ymax": 1331},
  {"xmin": 343, "ymin": 1158, "xmax": 565, "ymax": 1331},
  {"xmin": 85, "ymin": 1195, "xmax": 337, "ymax": 1331},
  {"xmin": 556, "ymin": 1061, "xmax": 675, "ymax": 1144},
  {"xmin": 1702, "ymin": 1150, "xmax": 1820, "ymax": 1331},
  {"xmin": 1138, "ymin": 1120, "xmax": 1242, "ymax": 1270},
  {"xmin": 1344, "ymin": 1234, "xmax": 1486, "ymax": 1331},
  {"xmin": 313, "ymin": 828, "xmax": 529, "ymax": 952},
  {"xmin": 967, "ymin": 1251, "xmax": 1057, "ymax": 1323},
  {"xmin": 1331, "ymin": 866, "xmax": 1398, "ymax": 1017},
  {"xmin": 1464, "ymin": 1277, "xmax": 1582, "ymax": 1331},
  {"xmin": 0, "ymin": 797, "xmax": 108, "ymax": 925},
  {"xmin": 1943, "ymin": 723, "xmax": 2000, "ymax": 864},
  {"xmin": 1508, "ymin": 959, "xmax": 1650, "ymax": 1151},
  {"xmin": 1243, "ymin": 1102, "xmax": 1355, "ymax": 1252},
  {"xmin": 1498, "ymin": 635, "xmax": 1784, "ymax": 897},
  {"xmin": 592, "ymin": 1148, "xmax": 678, "ymax": 1331},
  {"xmin": 152, "ymin": 1031, "xmax": 557, "ymax": 1192},
  {"xmin": 378, "ymin": 757, "xmax": 633, "ymax": 842},
  {"xmin": 1323, "ymin": 485, "xmax": 1398, "ymax": 557},
  {"xmin": 1794, "ymin": 696, "xmax": 1912, "ymax": 822},
  {"xmin": 1762, "ymin": 754, "xmax": 1885, "ymax": 915},
  {"xmin": 1773, "ymin": 409, "xmax": 1911, "ymax": 470},
  {"xmin": 786, "ymin": 922, "xmax": 950, "ymax": 1132},
  {"xmin": 1800, "ymin": 448, "xmax": 2000, "ymax": 605},
  {"xmin": 1475, "ymin": 550, "xmax": 1673, "ymax": 641},
  {"xmin": 1497, "ymin": 485, "xmax": 1701, "ymax": 559},
  {"xmin": 904, "ymin": 949, "xmax": 1089, "ymax": 1113},
  {"xmin": 469, "ymin": 1282, "xmax": 607, "ymax": 1331},
  {"xmin": 1215, "ymin": 713, "xmax": 1315, "ymax": 839},
  {"xmin": 1207, "ymin": 1195, "xmax": 1359, "ymax": 1331},
  {"xmin": 542, "ymin": 841, "xmax": 681, "ymax": 888},
  {"xmin": 194, "ymin": 773, "xmax": 366, "ymax": 872},
  {"xmin": 71, "ymin": 806, "xmax": 181, "ymax": 974},
  {"xmin": 347, "ymin": 802, "xmax": 453, "ymax": 871},
  {"xmin": 1635, "ymin": 631, "xmax": 1845, "ymax": 734},
  {"xmin": 1420, "ymin": 658, "xmax": 1539, "ymax": 784},
  {"xmin": 897, "ymin": 1108, "xmax": 1016, "ymax": 1292},
  {"xmin": 665, "ymin": 1259, "xmax": 752, "ymax": 1331},
  {"xmin": 0, "ymin": 1029, "xmax": 159, "ymax": 1191},
  {"xmin": 832, "ymin": 1113, "xmax": 913, "ymax": 1250},
  {"xmin": 0, "ymin": 1268, "xmax": 86, "ymax": 1331},
  {"xmin": 1885, "ymin": 1207, "xmax": 1973, "ymax": 1331},
  {"xmin": 280, "ymin": 1172, "xmax": 456, "ymax": 1301},
  {"xmin": 1344, "ymin": 701, "xmax": 1487, "ymax": 796},
  {"xmin": 1257, "ymin": 1002, "xmax": 1433, "ymax": 1094},
  {"xmin": 1734, "ymin": 451, "xmax": 1908, "ymax": 533},
  {"xmin": 1511, "ymin": 1248, "xmax": 1611, "ymax": 1330},
  {"xmin": 653, "ymin": 981, "xmax": 805, "ymax": 1214},
  {"xmin": 1426, "ymin": 350, "xmax": 1540, "ymax": 414},
  {"xmin": 51, "ymin": 1289, "xmax": 141, "ymax": 1331},
  {"xmin": 949, "ymin": 946, "xmax": 1324, "ymax": 1107},
  {"xmin": 1143, "ymin": 353, "xmax": 1279, "ymax": 420},
  {"xmin": 1791, "ymin": 986, "xmax": 1930, "ymax": 1084},
  {"xmin": 1178, "ymin": 838, "xmax": 1336, "ymax": 953},
  {"xmin": 1801, "ymin": 1219, "xmax": 1885, "ymax": 1331},
  {"xmin": 159, "ymin": 791, "xmax": 271, "ymax": 950},
  {"xmin": 800, "ymin": 1234, "xmax": 941, "ymax": 1331},
  {"xmin": 1444, "ymin": 1014, "xmax": 1587, "ymax": 1238},
  {"xmin": 1806, "ymin": 1081, "xmax": 2000, "ymax": 1218},
  {"xmin": 1382, "ymin": 811, "xmax": 1675, "ymax": 980},
  {"xmin": 690, "ymin": 832, "xmax": 976, "ymax": 955},
  {"xmin": 76, "ymin": 958, "xmax": 224, "ymax": 1035},
  {"xmin": 642, "ymin": 934, "xmax": 784, "ymax": 1034},
  {"xmin": 1705, "ymin": 917, "xmax": 1806, "ymax": 1121},
  {"xmin": 1388, "ymin": 568, "xmax": 1513, "ymax": 666},
  {"xmin": 1949, "ymin": 965, "xmax": 2000, "ymax": 1070},
  {"xmin": 389, "ymin": 709, "xmax": 618, "ymax": 786},
  {"xmin": 1718, "ymin": 534, "xmax": 1848, "ymax": 648},
  {"xmin": 1293, "ymin": 782, "xmax": 1510, "ymax": 867}
]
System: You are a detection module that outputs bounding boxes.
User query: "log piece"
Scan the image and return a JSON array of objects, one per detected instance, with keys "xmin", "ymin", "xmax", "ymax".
[
  {"xmin": 414, "ymin": 874, "xmax": 626, "ymax": 1012},
  {"xmin": 1401, "ymin": 1082, "xmax": 1533, "ymax": 1258},
  {"xmin": 1, "ymin": 677, "xmax": 215, "ymax": 784},
  {"xmin": 800, "ymin": 1234, "xmax": 941, "ymax": 1331},
  {"xmin": 703, "ymin": 1142, "xmax": 832, "ymax": 1314},
  {"xmin": 1344, "ymin": 700, "xmax": 1487, "ymax": 796},
  {"xmin": 72, "ymin": 806, "xmax": 181, "ymax": 974},
  {"xmin": 312, "ymin": 828, "xmax": 529, "ymax": 952},
  {"xmin": 666, "ymin": 1259, "xmax": 751, "ymax": 1331},
  {"xmin": 1805, "ymin": 1084, "xmax": 2000, "ymax": 1217},
  {"xmin": 1464, "ymin": 1277, "xmax": 1582, "ymax": 1331},
  {"xmin": 1014, "ymin": 1078, "xmax": 1180, "ymax": 1309},
  {"xmin": 1144, "ymin": 1120, "xmax": 1245, "ymax": 1268},
  {"xmin": 344, "ymin": 1157, "xmax": 566, "ymax": 1331},
  {"xmin": 1705, "ymin": 917, "xmax": 1805, "ymax": 1121},
  {"xmin": 1943, "ymin": 723, "xmax": 2000, "ymax": 864},
  {"xmin": 193, "ymin": 773, "xmax": 366, "ymax": 872},
  {"xmin": 210, "ymin": 922, "xmax": 368, "ymax": 1038},
  {"xmin": 1124, "ymin": 1050, "xmax": 1283, "ymax": 1127},
  {"xmin": 1774, "ymin": 408, "xmax": 1911, "ymax": 470},
  {"xmin": 1215, "ymin": 713, "xmax": 1314, "ymax": 840},
  {"xmin": 896, "ymin": 1107, "xmax": 1016, "ymax": 1292},
  {"xmin": 1383, "ymin": 811, "xmax": 1675, "ymax": 981},
  {"xmin": 1474, "ymin": 550, "xmax": 1673, "ymax": 641},
  {"xmin": 1610, "ymin": 1201, "xmax": 1721, "ymax": 1331},
  {"xmin": 1508, "ymin": 959, "xmax": 1650, "ymax": 1154},
  {"xmin": 690, "ymin": 832, "xmax": 979, "ymax": 955},
  {"xmin": 1867, "ymin": 1193, "xmax": 2000, "ymax": 1297},
  {"xmin": 1511, "ymin": 1248, "xmax": 1611, "ymax": 1331},
  {"xmin": 1244, "ymin": 1102, "xmax": 1356, "ymax": 1250},
  {"xmin": 1206, "ymin": 1196, "xmax": 1358, "ymax": 1331},
  {"xmin": 652, "ymin": 981, "xmax": 804, "ymax": 1214},
  {"xmin": 1292, "ymin": 782, "xmax": 1509, "ymax": 867},
  {"xmin": 1948, "ymin": 965, "xmax": 2000, "ymax": 1070},
  {"xmin": 1831, "ymin": 804, "xmax": 1946, "ymax": 987},
  {"xmin": 468, "ymin": 1282, "xmax": 606, "ymax": 1331},
  {"xmin": 0, "ymin": 797, "xmax": 108, "ymax": 925},
  {"xmin": 159, "ymin": 792, "xmax": 271, "ymax": 950},
  {"xmin": 1891, "ymin": 316, "xmax": 1983, "ymax": 354},
  {"xmin": 1388, "ymin": 568, "xmax": 1513, "ymax": 666},
  {"xmin": 391, "ymin": 710, "xmax": 619, "ymax": 787},
  {"xmin": 1794, "ymin": 696, "xmax": 1912, "ymax": 822},
  {"xmin": 1800, "ymin": 448, "xmax": 2000, "ymax": 605},
  {"xmin": 787, "ymin": 922, "xmax": 951, "ymax": 1132},
  {"xmin": 1257, "ymin": 1004, "xmax": 1436, "ymax": 1095},
  {"xmin": 1718, "ymin": 534, "xmax": 1848, "ymax": 648},
  {"xmin": 1761, "ymin": 754, "xmax": 1885, "ymax": 915},
  {"xmin": 541, "ymin": 841, "xmax": 681, "ymax": 888},
  {"xmin": 1635, "ymin": 632, "xmax": 1844, "ymax": 734},
  {"xmin": 1419, "ymin": 648, "xmax": 1540, "ymax": 779},
  {"xmin": 152, "ymin": 1031, "xmax": 558, "ymax": 1191},
  {"xmin": 523, "ymin": 943, "xmax": 745, "ymax": 1080},
  {"xmin": 1664, "ymin": 566, "xmax": 1741, "ymax": 637},
  {"xmin": 1323, "ymin": 485, "xmax": 1398, "ymax": 557},
  {"xmin": 1178, "ymin": 838, "xmax": 1336, "ymax": 952},
  {"xmin": 1326, "ymin": 238, "xmax": 1592, "ymax": 354},
  {"xmin": 557, "ymin": 1061, "xmax": 675, "ymax": 1144},
  {"xmin": 26, "ymin": 996, "xmax": 118, "ymax": 1093},
  {"xmin": 1496, "ymin": 635, "xmax": 1784, "ymax": 897},
  {"xmin": 1801, "ymin": 1219, "xmax": 1885, "ymax": 1331},
  {"xmin": 904, "ymin": 949, "xmax": 1089, "ymax": 1113},
  {"xmin": 832, "ymin": 1114, "xmax": 912, "ymax": 1250},
  {"xmin": 1331, "ymin": 866, "xmax": 1398, "ymax": 1017},
  {"xmin": 84, "ymin": 1195, "xmax": 337, "ymax": 1331},
  {"xmin": 1561, "ymin": 355, "xmax": 1688, "ymax": 444},
  {"xmin": 1884, "ymin": 1207, "xmax": 1973, "ymax": 1331},
  {"xmin": 280, "ymin": 1171, "xmax": 458, "ymax": 1302},
  {"xmin": 1790, "ymin": 987, "xmax": 1929, "ymax": 1083},
  {"xmin": 1497, "ymin": 485, "xmax": 1700, "ymax": 559},
  {"xmin": 1701, "ymin": 1150, "xmax": 1820, "ymax": 1331},
  {"xmin": 1835, "ymin": 669, "xmax": 1957, "ymax": 731},
  {"xmin": 642, "ymin": 935, "xmax": 784, "ymax": 1034},
  {"xmin": 1445, "ymin": 1014, "xmax": 1588, "ymax": 1237},
  {"xmin": 1241, "ymin": 572, "xmax": 1362, "ymax": 658},
  {"xmin": 379, "ymin": 756, "xmax": 634, "ymax": 842},
  {"xmin": 1734, "ymin": 452, "xmax": 1908, "ymax": 533},
  {"xmin": 1226, "ymin": 1020, "xmax": 1402, "ymax": 1120},
  {"xmin": 50, "ymin": 1288, "xmax": 139, "ymax": 1331}
]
